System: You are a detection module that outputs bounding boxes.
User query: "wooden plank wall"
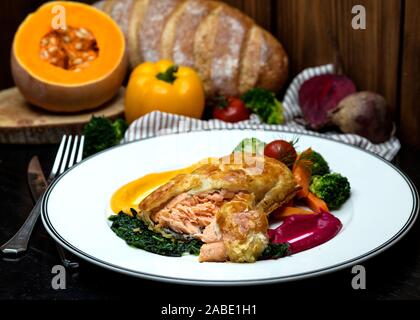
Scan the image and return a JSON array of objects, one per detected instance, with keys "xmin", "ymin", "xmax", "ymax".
[
  {"xmin": 224, "ymin": 0, "xmax": 419, "ymax": 148},
  {"xmin": 399, "ymin": 0, "xmax": 420, "ymax": 148},
  {"xmin": 0, "ymin": 0, "xmax": 419, "ymax": 148},
  {"xmin": 274, "ymin": 0, "xmax": 402, "ymax": 118}
]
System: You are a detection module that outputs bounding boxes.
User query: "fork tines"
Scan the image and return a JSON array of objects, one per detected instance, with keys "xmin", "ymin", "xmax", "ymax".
[{"xmin": 49, "ymin": 135, "xmax": 85, "ymax": 181}]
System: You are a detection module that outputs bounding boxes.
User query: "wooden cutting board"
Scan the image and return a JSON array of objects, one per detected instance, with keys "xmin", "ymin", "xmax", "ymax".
[{"xmin": 0, "ymin": 87, "xmax": 125, "ymax": 144}]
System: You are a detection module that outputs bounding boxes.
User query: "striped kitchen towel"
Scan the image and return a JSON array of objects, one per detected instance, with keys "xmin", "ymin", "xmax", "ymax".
[{"xmin": 123, "ymin": 64, "xmax": 401, "ymax": 161}]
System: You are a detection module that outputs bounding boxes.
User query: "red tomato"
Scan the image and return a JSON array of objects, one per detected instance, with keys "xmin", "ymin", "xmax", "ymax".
[
  {"xmin": 264, "ymin": 140, "xmax": 297, "ymax": 167},
  {"xmin": 213, "ymin": 97, "xmax": 251, "ymax": 123}
]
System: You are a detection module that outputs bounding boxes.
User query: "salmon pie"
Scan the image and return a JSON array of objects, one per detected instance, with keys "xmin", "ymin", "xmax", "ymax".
[{"xmin": 138, "ymin": 153, "xmax": 300, "ymax": 263}]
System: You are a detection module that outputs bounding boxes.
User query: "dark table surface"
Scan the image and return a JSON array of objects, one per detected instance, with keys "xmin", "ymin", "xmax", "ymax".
[{"xmin": 0, "ymin": 142, "xmax": 419, "ymax": 303}]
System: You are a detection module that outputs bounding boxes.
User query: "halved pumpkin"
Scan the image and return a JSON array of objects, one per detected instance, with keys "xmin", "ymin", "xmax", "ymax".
[{"xmin": 11, "ymin": 1, "xmax": 127, "ymax": 112}]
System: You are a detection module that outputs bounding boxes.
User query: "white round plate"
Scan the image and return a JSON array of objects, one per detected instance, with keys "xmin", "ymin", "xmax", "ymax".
[{"xmin": 41, "ymin": 129, "xmax": 418, "ymax": 286}]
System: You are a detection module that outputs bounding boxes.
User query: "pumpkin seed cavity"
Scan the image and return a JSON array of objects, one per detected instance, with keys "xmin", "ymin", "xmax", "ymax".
[{"xmin": 39, "ymin": 26, "xmax": 99, "ymax": 71}]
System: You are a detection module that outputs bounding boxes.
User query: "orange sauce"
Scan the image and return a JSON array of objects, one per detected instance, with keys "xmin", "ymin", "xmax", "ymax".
[{"xmin": 110, "ymin": 158, "xmax": 216, "ymax": 215}]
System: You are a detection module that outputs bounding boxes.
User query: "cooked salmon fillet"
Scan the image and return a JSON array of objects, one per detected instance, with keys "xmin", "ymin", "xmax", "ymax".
[
  {"xmin": 139, "ymin": 153, "xmax": 300, "ymax": 262},
  {"xmin": 199, "ymin": 241, "xmax": 227, "ymax": 262},
  {"xmin": 153, "ymin": 190, "xmax": 235, "ymax": 235}
]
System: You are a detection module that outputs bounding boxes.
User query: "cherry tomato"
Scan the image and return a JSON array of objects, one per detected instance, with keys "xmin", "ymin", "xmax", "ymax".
[
  {"xmin": 264, "ymin": 140, "xmax": 297, "ymax": 167},
  {"xmin": 213, "ymin": 97, "xmax": 251, "ymax": 123}
]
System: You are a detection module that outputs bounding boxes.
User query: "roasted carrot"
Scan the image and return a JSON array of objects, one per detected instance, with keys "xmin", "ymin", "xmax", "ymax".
[
  {"xmin": 272, "ymin": 206, "xmax": 314, "ymax": 219},
  {"xmin": 293, "ymin": 148, "xmax": 313, "ymax": 199},
  {"xmin": 305, "ymin": 192, "xmax": 329, "ymax": 212}
]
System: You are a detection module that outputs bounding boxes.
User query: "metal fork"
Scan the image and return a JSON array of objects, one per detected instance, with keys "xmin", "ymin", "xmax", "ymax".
[{"xmin": 0, "ymin": 135, "xmax": 85, "ymax": 262}]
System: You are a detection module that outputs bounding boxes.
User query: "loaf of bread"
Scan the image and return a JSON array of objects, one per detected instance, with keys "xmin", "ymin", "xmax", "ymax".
[{"xmin": 94, "ymin": 0, "xmax": 288, "ymax": 97}]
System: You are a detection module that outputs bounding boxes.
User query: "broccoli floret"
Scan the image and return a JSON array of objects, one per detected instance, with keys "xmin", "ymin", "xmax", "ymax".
[
  {"xmin": 308, "ymin": 151, "xmax": 330, "ymax": 176},
  {"xmin": 83, "ymin": 116, "xmax": 128, "ymax": 157},
  {"xmin": 309, "ymin": 173, "xmax": 351, "ymax": 210},
  {"xmin": 233, "ymin": 138, "xmax": 266, "ymax": 155},
  {"xmin": 112, "ymin": 118, "xmax": 129, "ymax": 142},
  {"xmin": 242, "ymin": 88, "xmax": 285, "ymax": 124}
]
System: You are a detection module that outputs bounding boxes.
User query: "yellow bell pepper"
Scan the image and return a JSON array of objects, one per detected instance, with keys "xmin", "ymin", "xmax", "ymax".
[{"xmin": 125, "ymin": 60, "xmax": 205, "ymax": 123}]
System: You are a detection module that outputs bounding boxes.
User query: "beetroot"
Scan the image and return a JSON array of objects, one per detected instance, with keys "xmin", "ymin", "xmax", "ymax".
[
  {"xmin": 299, "ymin": 74, "xmax": 356, "ymax": 129},
  {"xmin": 331, "ymin": 91, "xmax": 392, "ymax": 144}
]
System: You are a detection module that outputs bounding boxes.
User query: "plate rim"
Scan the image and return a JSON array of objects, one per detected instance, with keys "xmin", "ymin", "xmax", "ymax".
[{"xmin": 41, "ymin": 128, "xmax": 419, "ymax": 286}]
